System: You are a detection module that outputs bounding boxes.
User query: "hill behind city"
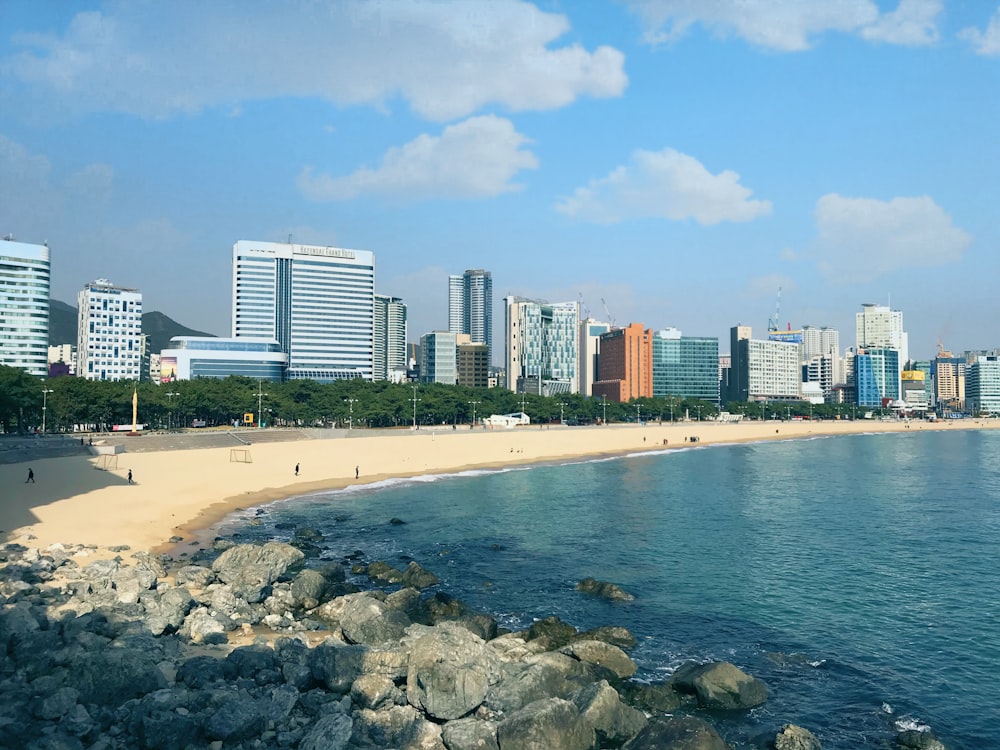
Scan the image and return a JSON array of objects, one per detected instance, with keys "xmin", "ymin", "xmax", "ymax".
[{"xmin": 48, "ymin": 300, "xmax": 215, "ymax": 353}]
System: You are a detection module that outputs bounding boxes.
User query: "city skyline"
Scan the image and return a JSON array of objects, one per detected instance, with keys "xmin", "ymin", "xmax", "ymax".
[{"xmin": 2, "ymin": 1, "xmax": 998, "ymax": 359}]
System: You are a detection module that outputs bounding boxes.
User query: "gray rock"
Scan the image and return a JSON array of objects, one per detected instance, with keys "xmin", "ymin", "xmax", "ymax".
[
  {"xmin": 291, "ymin": 569, "xmax": 328, "ymax": 606},
  {"xmin": 0, "ymin": 600, "xmax": 41, "ymax": 650},
  {"xmin": 620, "ymin": 681, "xmax": 684, "ymax": 713},
  {"xmin": 578, "ymin": 625, "xmax": 637, "ymax": 649},
  {"xmin": 225, "ymin": 644, "xmax": 277, "ymax": 679},
  {"xmin": 351, "ymin": 673, "xmax": 401, "ymax": 710},
  {"xmin": 299, "ymin": 712, "xmax": 353, "ymax": 750},
  {"xmin": 525, "ymin": 615, "xmax": 579, "ymax": 650},
  {"xmin": 576, "ymin": 577, "xmax": 635, "ymax": 602},
  {"xmin": 65, "ymin": 647, "xmax": 167, "ymax": 706},
  {"xmin": 179, "ymin": 607, "xmax": 228, "ymax": 644},
  {"xmin": 174, "ymin": 565, "xmax": 214, "ymax": 588},
  {"xmin": 896, "ymin": 730, "xmax": 947, "ymax": 750},
  {"xmin": 177, "ymin": 655, "xmax": 225, "ymax": 688},
  {"xmin": 671, "ymin": 661, "xmax": 768, "ymax": 710},
  {"xmin": 775, "ymin": 723, "xmax": 823, "ymax": 750},
  {"xmin": 441, "ymin": 717, "xmax": 499, "ymax": 750},
  {"xmin": 211, "ymin": 542, "xmax": 304, "ymax": 602},
  {"xmin": 497, "ymin": 697, "xmax": 596, "ymax": 750},
  {"xmin": 351, "ymin": 704, "xmax": 444, "ymax": 749},
  {"xmin": 572, "ymin": 679, "xmax": 647, "ymax": 745},
  {"xmin": 486, "ymin": 651, "xmax": 605, "ymax": 714},
  {"xmin": 622, "ymin": 715, "xmax": 729, "ymax": 749},
  {"xmin": 560, "ymin": 639, "xmax": 637, "ymax": 680},
  {"xmin": 406, "ymin": 623, "xmax": 502, "ymax": 720},
  {"xmin": 34, "ymin": 686, "xmax": 80, "ymax": 720},
  {"xmin": 399, "ymin": 561, "xmax": 440, "ymax": 589},
  {"xmin": 144, "ymin": 586, "xmax": 194, "ymax": 635},
  {"xmin": 339, "ymin": 594, "xmax": 411, "ymax": 646},
  {"xmin": 204, "ymin": 693, "xmax": 266, "ymax": 742},
  {"xmin": 309, "ymin": 641, "xmax": 367, "ymax": 693}
]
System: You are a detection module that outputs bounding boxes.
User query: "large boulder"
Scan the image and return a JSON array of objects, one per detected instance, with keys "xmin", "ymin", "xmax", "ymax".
[
  {"xmin": 671, "ymin": 661, "xmax": 768, "ymax": 710},
  {"xmin": 309, "ymin": 641, "xmax": 368, "ymax": 694},
  {"xmin": 204, "ymin": 693, "xmax": 266, "ymax": 743},
  {"xmin": 65, "ymin": 647, "xmax": 167, "ymax": 706},
  {"xmin": 774, "ymin": 723, "xmax": 823, "ymax": 750},
  {"xmin": 622, "ymin": 715, "xmax": 729, "ymax": 750},
  {"xmin": 441, "ymin": 717, "xmax": 499, "ymax": 750},
  {"xmin": 896, "ymin": 730, "xmax": 947, "ymax": 750},
  {"xmin": 351, "ymin": 704, "xmax": 445, "ymax": 749},
  {"xmin": 560, "ymin": 639, "xmax": 637, "ymax": 680},
  {"xmin": 143, "ymin": 586, "xmax": 195, "ymax": 635},
  {"xmin": 407, "ymin": 622, "xmax": 502, "ymax": 720},
  {"xmin": 211, "ymin": 542, "xmax": 304, "ymax": 602},
  {"xmin": 572, "ymin": 680, "xmax": 647, "ymax": 745},
  {"xmin": 299, "ymin": 712, "xmax": 354, "ymax": 750},
  {"xmin": 576, "ymin": 577, "xmax": 635, "ymax": 602},
  {"xmin": 619, "ymin": 681, "xmax": 685, "ymax": 713},
  {"xmin": 497, "ymin": 697, "xmax": 596, "ymax": 750},
  {"xmin": 525, "ymin": 616, "xmax": 578, "ymax": 651},
  {"xmin": 340, "ymin": 594, "xmax": 412, "ymax": 646},
  {"xmin": 291, "ymin": 569, "xmax": 329, "ymax": 608},
  {"xmin": 486, "ymin": 651, "xmax": 610, "ymax": 714}
]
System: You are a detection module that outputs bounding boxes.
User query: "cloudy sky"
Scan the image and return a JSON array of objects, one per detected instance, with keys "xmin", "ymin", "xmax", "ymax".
[{"xmin": 2, "ymin": 0, "xmax": 997, "ymax": 361}]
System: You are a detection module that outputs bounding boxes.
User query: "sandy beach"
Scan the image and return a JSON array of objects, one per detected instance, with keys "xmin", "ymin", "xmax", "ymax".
[{"xmin": 2, "ymin": 418, "xmax": 995, "ymax": 555}]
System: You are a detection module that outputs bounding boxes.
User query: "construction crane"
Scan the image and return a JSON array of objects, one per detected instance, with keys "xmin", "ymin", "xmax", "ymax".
[
  {"xmin": 767, "ymin": 287, "xmax": 782, "ymax": 332},
  {"xmin": 578, "ymin": 292, "xmax": 590, "ymax": 319},
  {"xmin": 601, "ymin": 298, "xmax": 616, "ymax": 329}
]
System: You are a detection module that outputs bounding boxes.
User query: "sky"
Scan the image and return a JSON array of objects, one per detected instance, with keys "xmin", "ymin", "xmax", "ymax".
[{"xmin": 1, "ymin": 0, "xmax": 998, "ymax": 362}]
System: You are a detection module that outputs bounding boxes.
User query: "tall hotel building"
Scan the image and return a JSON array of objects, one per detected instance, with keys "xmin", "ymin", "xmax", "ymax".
[
  {"xmin": 77, "ymin": 279, "xmax": 143, "ymax": 381},
  {"xmin": 448, "ymin": 269, "xmax": 493, "ymax": 365},
  {"xmin": 0, "ymin": 238, "xmax": 50, "ymax": 377},
  {"xmin": 593, "ymin": 323, "xmax": 654, "ymax": 403},
  {"xmin": 729, "ymin": 325, "xmax": 800, "ymax": 402},
  {"xmin": 652, "ymin": 328, "xmax": 720, "ymax": 404},
  {"xmin": 373, "ymin": 294, "xmax": 407, "ymax": 382},
  {"xmin": 232, "ymin": 241, "xmax": 375, "ymax": 381}
]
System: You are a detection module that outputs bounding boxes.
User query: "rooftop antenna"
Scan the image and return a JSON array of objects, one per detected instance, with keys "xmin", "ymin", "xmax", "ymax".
[{"xmin": 767, "ymin": 286, "xmax": 782, "ymax": 332}]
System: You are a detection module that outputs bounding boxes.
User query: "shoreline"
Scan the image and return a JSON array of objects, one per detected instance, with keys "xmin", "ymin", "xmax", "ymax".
[{"xmin": 2, "ymin": 418, "xmax": 997, "ymax": 557}]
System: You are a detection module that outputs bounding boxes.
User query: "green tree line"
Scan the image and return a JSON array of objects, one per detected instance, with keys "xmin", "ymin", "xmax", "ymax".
[{"xmin": 1, "ymin": 364, "xmax": 863, "ymax": 435}]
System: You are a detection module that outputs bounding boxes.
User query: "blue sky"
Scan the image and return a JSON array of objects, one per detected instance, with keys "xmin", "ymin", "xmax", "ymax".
[{"xmin": 1, "ymin": 0, "xmax": 998, "ymax": 361}]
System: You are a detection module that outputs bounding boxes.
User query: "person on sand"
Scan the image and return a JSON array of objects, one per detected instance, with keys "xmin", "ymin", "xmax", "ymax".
[
  {"xmin": 295, "ymin": 463, "xmax": 299, "ymax": 476},
  {"xmin": 355, "ymin": 465, "xmax": 359, "ymax": 479},
  {"xmin": 127, "ymin": 469, "xmax": 134, "ymax": 485},
  {"xmin": 25, "ymin": 467, "xmax": 34, "ymax": 483}
]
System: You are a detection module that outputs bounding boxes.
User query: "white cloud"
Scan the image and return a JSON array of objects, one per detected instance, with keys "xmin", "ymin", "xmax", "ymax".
[
  {"xmin": 297, "ymin": 115, "xmax": 538, "ymax": 201},
  {"xmin": 624, "ymin": 0, "xmax": 940, "ymax": 51},
  {"xmin": 811, "ymin": 193, "xmax": 971, "ymax": 283},
  {"xmin": 555, "ymin": 147, "xmax": 772, "ymax": 225},
  {"xmin": 959, "ymin": 7, "xmax": 1000, "ymax": 56},
  {"xmin": 1, "ymin": 1, "xmax": 627, "ymax": 121}
]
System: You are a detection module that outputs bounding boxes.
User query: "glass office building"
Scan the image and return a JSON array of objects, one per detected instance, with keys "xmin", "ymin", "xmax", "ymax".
[
  {"xmin": 652, "ymin": 328, "xmax": 720, "ymax": 403},
  {"xmin": 505, "ymin": 296, "xmax": 578, "ymax": 394},
  {"xmin": 448, "ymin": 269, "xmax": 493, "ymax": 365},
  {"xmin": 854, "ymin": 348, "xmax": 899, "ymax": 407},
  {"xmin": 232, "ymin": 241, "xmax": 374, "ymax": 382},
  {"xmin": 0, "ymin": 238, "xmax": 50, "ymax": 377}
]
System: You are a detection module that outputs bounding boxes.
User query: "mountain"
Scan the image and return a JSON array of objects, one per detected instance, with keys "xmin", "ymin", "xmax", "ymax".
[{"xmin": 48, "ymin": 300, "xmax": 216, "ymax": 353}]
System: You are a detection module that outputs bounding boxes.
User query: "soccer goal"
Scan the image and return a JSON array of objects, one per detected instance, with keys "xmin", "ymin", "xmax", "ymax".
[
  {"xmin": 229, "ymin": 448, "xmax": 253, "ymax": 464},
  {"xmin": 96, "ymin": 454, "xmax": 119, "ymax": 471}
]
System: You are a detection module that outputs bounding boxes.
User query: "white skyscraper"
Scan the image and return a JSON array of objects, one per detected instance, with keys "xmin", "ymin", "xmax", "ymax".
[
  {"xmin": 374, "ymin": 294, "xmax": 407, "ymax": 382},
  {"xmin": 448, "ymin": 269, "xmax": 492, "ymax": 365},
  {"xmin": 856, "ymin": 303, "xmax": 907, "ymax": 396},
  {"xmin": 232, "ymin": 240, "xmax": 375, "ymax": 381},
  {"xmin": 802, "ymin": 325, "xmax": 843, "ymax": 391},
  {"xmin": 578, "ymin": 317, "xmax": 611, "ymax": 396},
  {"xmin": 77, "ymin": 279, "xmax": 143, "ymax": 381},
  {"xmin": 0, "ymin": 238, "xmax": 50, "ymax": 377},
  {"xmin": 505, "ymin": 296, "xmax": 579, "ymax": 395}
]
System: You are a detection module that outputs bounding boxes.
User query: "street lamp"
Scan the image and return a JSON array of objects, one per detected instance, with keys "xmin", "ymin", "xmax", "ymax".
[
  {"xmin": 410, "ymin": 385, "xmax": 420, "ymax": 429},
  {"xmin": 41, "ymin": 388, "xmax": 54, "ymax": 434},
  {"xmin": 697, "ymin": 404, "xmax": 702, "ymax": 422},
  {"xmin": 256, "ymin": 380, "xmax": 268, "ymax": 429},
  {"xmin": 635, "ymin": 403, "xmax": 641, "ymax": 425},
  {"xmin": 166, "ymin": 391, "xmax": 179, "ymax": 429},
  {"xmin": 468, "ymin": 399, "xmax": 480, "ymax": 428},
  {"xmin": 345, "ymin": 397, "xmax": 358, "ymax": 430},
  {"xmin": 559, "ymin": 401, "xmax": 566, "ymax": 424},
  {"xmin": 601, "ymin": 394, "xmax": 607, "ymax": 425}
]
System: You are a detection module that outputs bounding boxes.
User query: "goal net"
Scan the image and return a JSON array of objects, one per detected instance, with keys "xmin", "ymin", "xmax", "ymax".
[
  {"xmin": 96, "ymin": 454, "xmax": 119, "ymax": 471},
  {"xmin": 229, "ymin": 448, "xmax": 253, "ymax": 464}
]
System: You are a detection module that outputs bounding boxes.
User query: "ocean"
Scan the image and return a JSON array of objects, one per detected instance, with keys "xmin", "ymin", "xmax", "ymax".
[{"xmin": 215, "ymin": 429, "xmax": 1000, "ymax": 749}]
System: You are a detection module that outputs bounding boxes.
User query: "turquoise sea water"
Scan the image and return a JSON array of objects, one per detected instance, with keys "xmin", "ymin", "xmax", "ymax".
[{"xmin": 218, "ymin": 430, "xmax": 1000, "ymax": 749}]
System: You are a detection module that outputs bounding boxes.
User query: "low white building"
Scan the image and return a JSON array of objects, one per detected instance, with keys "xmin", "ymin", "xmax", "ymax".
[{"xmin": 484, "ymin": 412, "xmax": 530, "ymax": 428}]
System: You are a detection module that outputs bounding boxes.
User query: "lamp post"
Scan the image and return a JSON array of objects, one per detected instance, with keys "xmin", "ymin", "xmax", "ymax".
[
  {"xmin": 41, "ymin": 388, "xmax": 54, "ymax": 434},
  {"xmin": 345, "ymin": 397, "xmax": 357, "ymax": 430},
  {"xmin": 256, "ymin": 380, "xmax": 268, "ymax": 429},
  {"xmin": 697, "ymin": 404, "xmax": 702, "ymax": 422},
  {"xmin": 166, "ymin": 391, "xmax": 178, "ymax": 429},
  {"xmin": 601, "ymin": 394, "xmax": 607, "ymax": 425},
  {"xmin": 635, "ymin": 403, "xmax": 641, "ymax": 425},
  {"xmin": 410, "ymin": 385, "xmax": 420, "ymax": 429},
  {"xmin": 559, "ymin": 401, "xmax": 566, "ymax": 424},
  {"xmin": 468, "ymin": 399, "xmax": 480, "ymax": 428}
]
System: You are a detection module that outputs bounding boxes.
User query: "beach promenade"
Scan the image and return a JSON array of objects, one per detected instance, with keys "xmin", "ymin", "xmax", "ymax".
[{"xmin": 2, "ymin": 418, "xmax": 995, "ymax": 554}]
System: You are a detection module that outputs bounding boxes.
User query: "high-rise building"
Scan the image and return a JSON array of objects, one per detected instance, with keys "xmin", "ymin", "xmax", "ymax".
[
  {"xmin": 232, "ymin": 241, "xmax": 375, "ymax": 381},
  {"xmin": 77, "ymin": 279, "xmax": 143, "ymax": 381},
  {"xmin": 856, "ymin": 303, "xmax": 907, "ymax": 392},
  {"xmin": 577, "ymin": 318, "xmax": 611, "ymax": 396},
  {"xmin": 854, "ymin": 348, "xmax": 900, "ymax": 407},
  {"xmin": 457, "ymin": 337, "xmax": 489, "ymax": 389},
  {"xmin": 420, "ymin": 331, "xmax": 457, "ymax": 385},
  {"xmin": 651, "ymin": 328, "xmax": 720, "ymax": 404},
  {"xmin": 0, "ymin": 238, "xmax": 50, "ymax": 377},
  {"xmin": 374, "ymin": 295, "xmax": 407, "ymax": 382},
  {"xmin": 933, "ymin": 348, "xmax": 966, "ymax": 414},
  {"xmin": 729, "ymin": 325, "xmax": 800, "ymax": 402},
  {"xmin": 448, "ymin": 269, "xmax": 493, "ymax": 364},
  {"xmin": 593, "ymin": 323, "xmax": 653, "ymax": 403},
  {"xmin": 967, "ymin": 356, "xmax": 1000, "ymax": 415},
  {"xmin": 802, "ymin": 325, "xmax": 842, "ymax": 390},
  {"xmin": 505, "ymin": 296, "xmax": 578, "ymax": 395}
]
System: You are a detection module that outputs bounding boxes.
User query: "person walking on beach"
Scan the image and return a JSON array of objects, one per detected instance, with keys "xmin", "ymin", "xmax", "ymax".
[
  {"xmin": 127, "ymin": 469, "xmax": 134, "ymax": 485},
  {"xmin": 355, "ymin": 465, "xmax": 359, "ymax": 479},
  {"xmin": 25, "ymin": 468, "xmax": 34, "ymax": 483},
  {"xmin": 295, "ymin": 463, "xmax": 300, "ymax": 476}
]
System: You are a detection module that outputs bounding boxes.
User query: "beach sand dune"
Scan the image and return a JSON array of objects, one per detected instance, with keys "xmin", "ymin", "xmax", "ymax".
[{"xmin": 1, "ymin": 419, "xmax": 993, "ymax": 554}]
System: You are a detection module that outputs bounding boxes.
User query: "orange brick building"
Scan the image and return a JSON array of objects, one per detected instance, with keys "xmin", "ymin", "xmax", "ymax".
[{"xmin": 592, "ymin": 323, "xmax": 653, "ymax": 402}]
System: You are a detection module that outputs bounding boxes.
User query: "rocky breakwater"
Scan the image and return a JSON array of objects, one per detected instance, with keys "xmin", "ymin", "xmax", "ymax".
[{"xmin": 0, "ymin": 539, "xmax": 949, "ymax": 750}]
